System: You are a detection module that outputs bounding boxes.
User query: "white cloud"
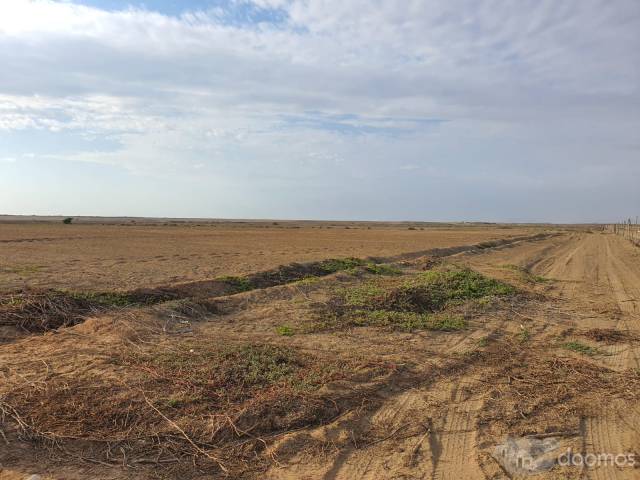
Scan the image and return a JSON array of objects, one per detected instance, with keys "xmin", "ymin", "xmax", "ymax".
[{"xmin": 0, "ymin": 0, "xmax": 638, "ymax": 220}]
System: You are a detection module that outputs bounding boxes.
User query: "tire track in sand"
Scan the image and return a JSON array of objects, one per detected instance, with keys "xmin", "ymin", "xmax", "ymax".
[{"xmin": 540, "ymin": 233, "xmax": 640, "ymax": 480}]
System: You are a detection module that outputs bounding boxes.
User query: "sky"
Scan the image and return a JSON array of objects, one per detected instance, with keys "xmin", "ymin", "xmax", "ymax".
[{"xmin": 0, "ymin": 0, "xmax": 638, "ymax": 222}]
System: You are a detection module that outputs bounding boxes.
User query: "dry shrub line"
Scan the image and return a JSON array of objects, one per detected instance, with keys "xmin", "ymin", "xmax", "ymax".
[
  {"xmin": 0, "ymin": 290, "xmax": 102, "ymax": 332},
  {"xmin": 141, "ymin": 391, "xmax": 229, "ymax": 473}
]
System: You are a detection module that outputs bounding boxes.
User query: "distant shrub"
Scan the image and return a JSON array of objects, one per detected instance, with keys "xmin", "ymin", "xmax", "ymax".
[{"xmin": 62, "ymin": 217, "xmax": 73, "ymax": 224}]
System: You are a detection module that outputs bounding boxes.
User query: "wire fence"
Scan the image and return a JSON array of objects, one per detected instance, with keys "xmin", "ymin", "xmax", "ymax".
[{"xmin": 606, "ymin": 218, "xmax": 640, "ymax": 246}]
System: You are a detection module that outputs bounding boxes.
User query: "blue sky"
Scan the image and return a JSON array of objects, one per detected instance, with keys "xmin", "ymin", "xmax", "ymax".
[{"xmin": 0, "ymin": 0, "xmax": 639, "ymax": 222}]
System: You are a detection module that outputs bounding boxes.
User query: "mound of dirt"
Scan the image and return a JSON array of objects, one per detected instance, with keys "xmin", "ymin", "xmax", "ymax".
[{"xmin": 0, "ymin": 339, "xmax": 395, "ymax": 476}]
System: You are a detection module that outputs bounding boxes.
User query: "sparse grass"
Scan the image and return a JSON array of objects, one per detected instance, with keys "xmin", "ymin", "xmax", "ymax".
[
  {"xmin": 1, "ymin": 265, "xmax": 43, "ymax": 275},
  {"xmin": 413, "ymin": 266, "xmax": 516, "ymax": 308},
  {"xmin": 352, "ymin": 266, "xmax": 514, "ymax": 312},
  {"xmin": 217, "ymin": 275, "xmax": 254, "ymax": 292},
  {"xmin": 478, "ymin": 336, "xmax": 490, "ymax": 347},
  {"xmin": 312, "ymin": 265, "xmax": 514, "ymax": 332},
  {"xmin": 65, "ymin": 290, "xmax": 136, "ymax": 307},
  {"xmin": 425, "ymin": 314, "xmax": 467, "ymax": 331},
  {"xmin": 342, "ymin": 282, "xmax": 386, "ymax": 307},
  {"xmin": 0, "ymin": 296, "xmax": 25, "ymax": 307},
  {"xmin": 530, "ymin": 275, "xmax": 549, "ymax": 283},
  {"xmin": 4, "ymin": 340, "xmax": 366, "ymax": 474},
  {"xmin": 500, "ymin": 264, "xmax": 550, "ymax": 284},
  {"xmin": 348, "ymin": 310, "xmax": 466, "ymax": 332},
  {"xmin": 517, "ymin": 327, "xmax": 531, "ymax": 343},
  {"xmin": 0, "ymin": 290, "xmax": 136, "ymax": 332},
  {"xmin": 563, "ymin": 341, "xmax": 599, "ymax": 356},
  {"xmin": 295, "ymin": 275, "xmax": 321, "ymax": 286},
  {"xmin": 318, "ymin": 257, "xmax": 366, "ymax": 274},
  {"xmin": 364, "ymin": 263, "xmax": 402, "ymax": 275},
  {"xmin": 276, "ymin": 325, "xmax": 294, "ymax": 336},
  {"xmin": 145, "ymin": 343, "xmax": 302, "ymax": 393},
  {"xmin": 477, "ymin": 240, "xmax": 501, "ymax": 249}
]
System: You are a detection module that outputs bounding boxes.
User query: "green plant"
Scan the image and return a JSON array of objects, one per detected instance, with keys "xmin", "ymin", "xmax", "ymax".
[
  {"xmin": 276, "ymin": 325, "xmax": 294, "ymax": 336},
  {"xmin": 414, "ymin": 266, "xmax": 515, "ymax": 308},
  {"xmin": 295, "ymin": 275, "xmax": 320, "ymax": 286},
  {"xmin": 217, "ymin": 275, "xmax": 254, "ymax": 292},
  {"xmin": 563, "ymin": 341, "xmax": 598, "ymax": 356},
  {"xmin": 518, "ymin": 327, "xmax": 530, "ymax": 343},
  {"xmin": 364, "ymin": 263, "xmax": 402, "ymax": 275},
  {"xmin": 347, "ymin": 310, "xmax": 466, "ymax": 332},
  {"xmin": 313, "ymin": 265, "xmax": 512, "ymax": 333},
  {"xmin": 318, "ymin": 258, "xmax": 365, "ymax": 274},
  {"xmin": 62, "ymin": 217, "xmax": 73, "ymax": 224},
  {"xmin": 3, "ymin": 264, "xmax": 42, "ymax": 275},
  {"xmin": 342, "ymin": 283, "xmax": 386, "ymax": 307}
]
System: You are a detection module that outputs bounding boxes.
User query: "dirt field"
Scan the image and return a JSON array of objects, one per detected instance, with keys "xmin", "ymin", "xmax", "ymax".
[
  {"xmin": 2, "ymin": 225, "xmax": 639, "ymax": 480},
  {"xmin": 0, "ymin": 221, "xmax": 539, "ymax": 291}
]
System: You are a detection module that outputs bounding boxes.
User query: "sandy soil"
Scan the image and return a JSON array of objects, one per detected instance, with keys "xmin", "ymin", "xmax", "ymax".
[
  {"xmin": 2, "ymin": 229, "xmax": 638, "ymax": 480},
  {"xmin": 0, "ymin": 222, "xmax": 539, "ymax": 292}
]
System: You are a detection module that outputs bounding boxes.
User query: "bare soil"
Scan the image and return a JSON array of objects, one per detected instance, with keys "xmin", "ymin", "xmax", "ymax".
[
  {"xmin": 2, "ymin": 225, "xmax": 638, "ymax": 480},
  {"xmin": 0, "ymin": 221, "xmax": 540, "ymax": 292}
]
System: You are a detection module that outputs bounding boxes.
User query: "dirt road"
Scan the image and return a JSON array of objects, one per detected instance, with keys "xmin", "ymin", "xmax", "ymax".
[{"xmin": 266, "ymin": 232, "xmax": 640, "ymax": 480}]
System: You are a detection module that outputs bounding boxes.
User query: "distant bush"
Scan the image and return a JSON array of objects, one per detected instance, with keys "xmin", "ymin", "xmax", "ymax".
[{"xmin": 62, "ymin": 217, "xmax": 73, "ymax": 224}]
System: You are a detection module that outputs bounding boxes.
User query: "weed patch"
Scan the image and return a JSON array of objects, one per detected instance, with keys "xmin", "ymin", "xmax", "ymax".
[
  {"xmin": 563, "ymin": 341, "xmax": 599, "ymax": 356},
  {"xmin": 517, "ymin": 327, "xmax": 531, "ymax": 343},
  {"xmin": 317, "ymin": 257, "xmax": 366, "ymax": 273},
  {"xmin": 312, "ymin": 265, "xmax": 512, "ymax": 332},
  {"xmin": 364, "ymin": 263, "xmax": 402, "ymax": 275},
  {"xmin": 1, "ymin": 341, "xmax": 386, "ymax": 474},
  {"xmin": 216, "ymin": 275, "xmax": 254, "ymax": 293},
  {"xmin": 276, "ymin": 325, "xmax": 294, "ymax": 336},
  {"xmin": 346, "ymin": 310, "xmax": 466, "ymax": 332}
]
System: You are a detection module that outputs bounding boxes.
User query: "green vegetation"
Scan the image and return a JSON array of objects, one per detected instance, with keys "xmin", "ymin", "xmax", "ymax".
[
  {"xmin": 346, "ymin": 310, "xmax": 466, "ymax": 332},
  {"xmin": 65, "ymin": 290, "xmax": 136, "ymax": 307},
  {"xmin": 318, "ymin": 257, "xmax": 366, "ymax": 274},
  {"xmin": 62, "ymin": 217, "xmax": 73, "ymax": 224},
  {"xmin": 408, "ymin": 266, "xmax": 516, "ymax": 310},
  {"xmin": 313, "ymin": 265, "xmax": 511, "ymax": 332},
  {"xmin": 2, "ymin": 264, "xmax": 42, "ymax": 275},
  {"xmin": 364, "ymin": 263, "xmax": 402, "ymax": 275},
  {"xmin": 295, "ymin": 275, "xmax": 321, "ymax": 286},
  {"xmin": 217, "ymin": 275, "xmax": 254, "ymax": 292},
  {"xmin": 149, "ymin": 344, "xmax": 300, "ymax": 390},
  {"xmin": 135, "ymin": 343, "xmax": 346, "ymax": 402},
  {"xmin": 518, "ymin": 327, "xmax": 531, "ymax": 343},
  {"xmin": 563, "ymin": 341, "xmax": 599, "ymax": 356},
  {"xmin": 343, "ymin": 282, "xmax": 386, "ymax": 307},
  {"xmin": 276, "ymin": 325, "xmax": 294, "ymax": 336}
]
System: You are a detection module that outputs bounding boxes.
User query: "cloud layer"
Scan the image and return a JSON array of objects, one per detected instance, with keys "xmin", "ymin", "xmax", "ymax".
[{"xmin": 1, "ymin": 0, "xmax": 638, "ymax": 221}]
